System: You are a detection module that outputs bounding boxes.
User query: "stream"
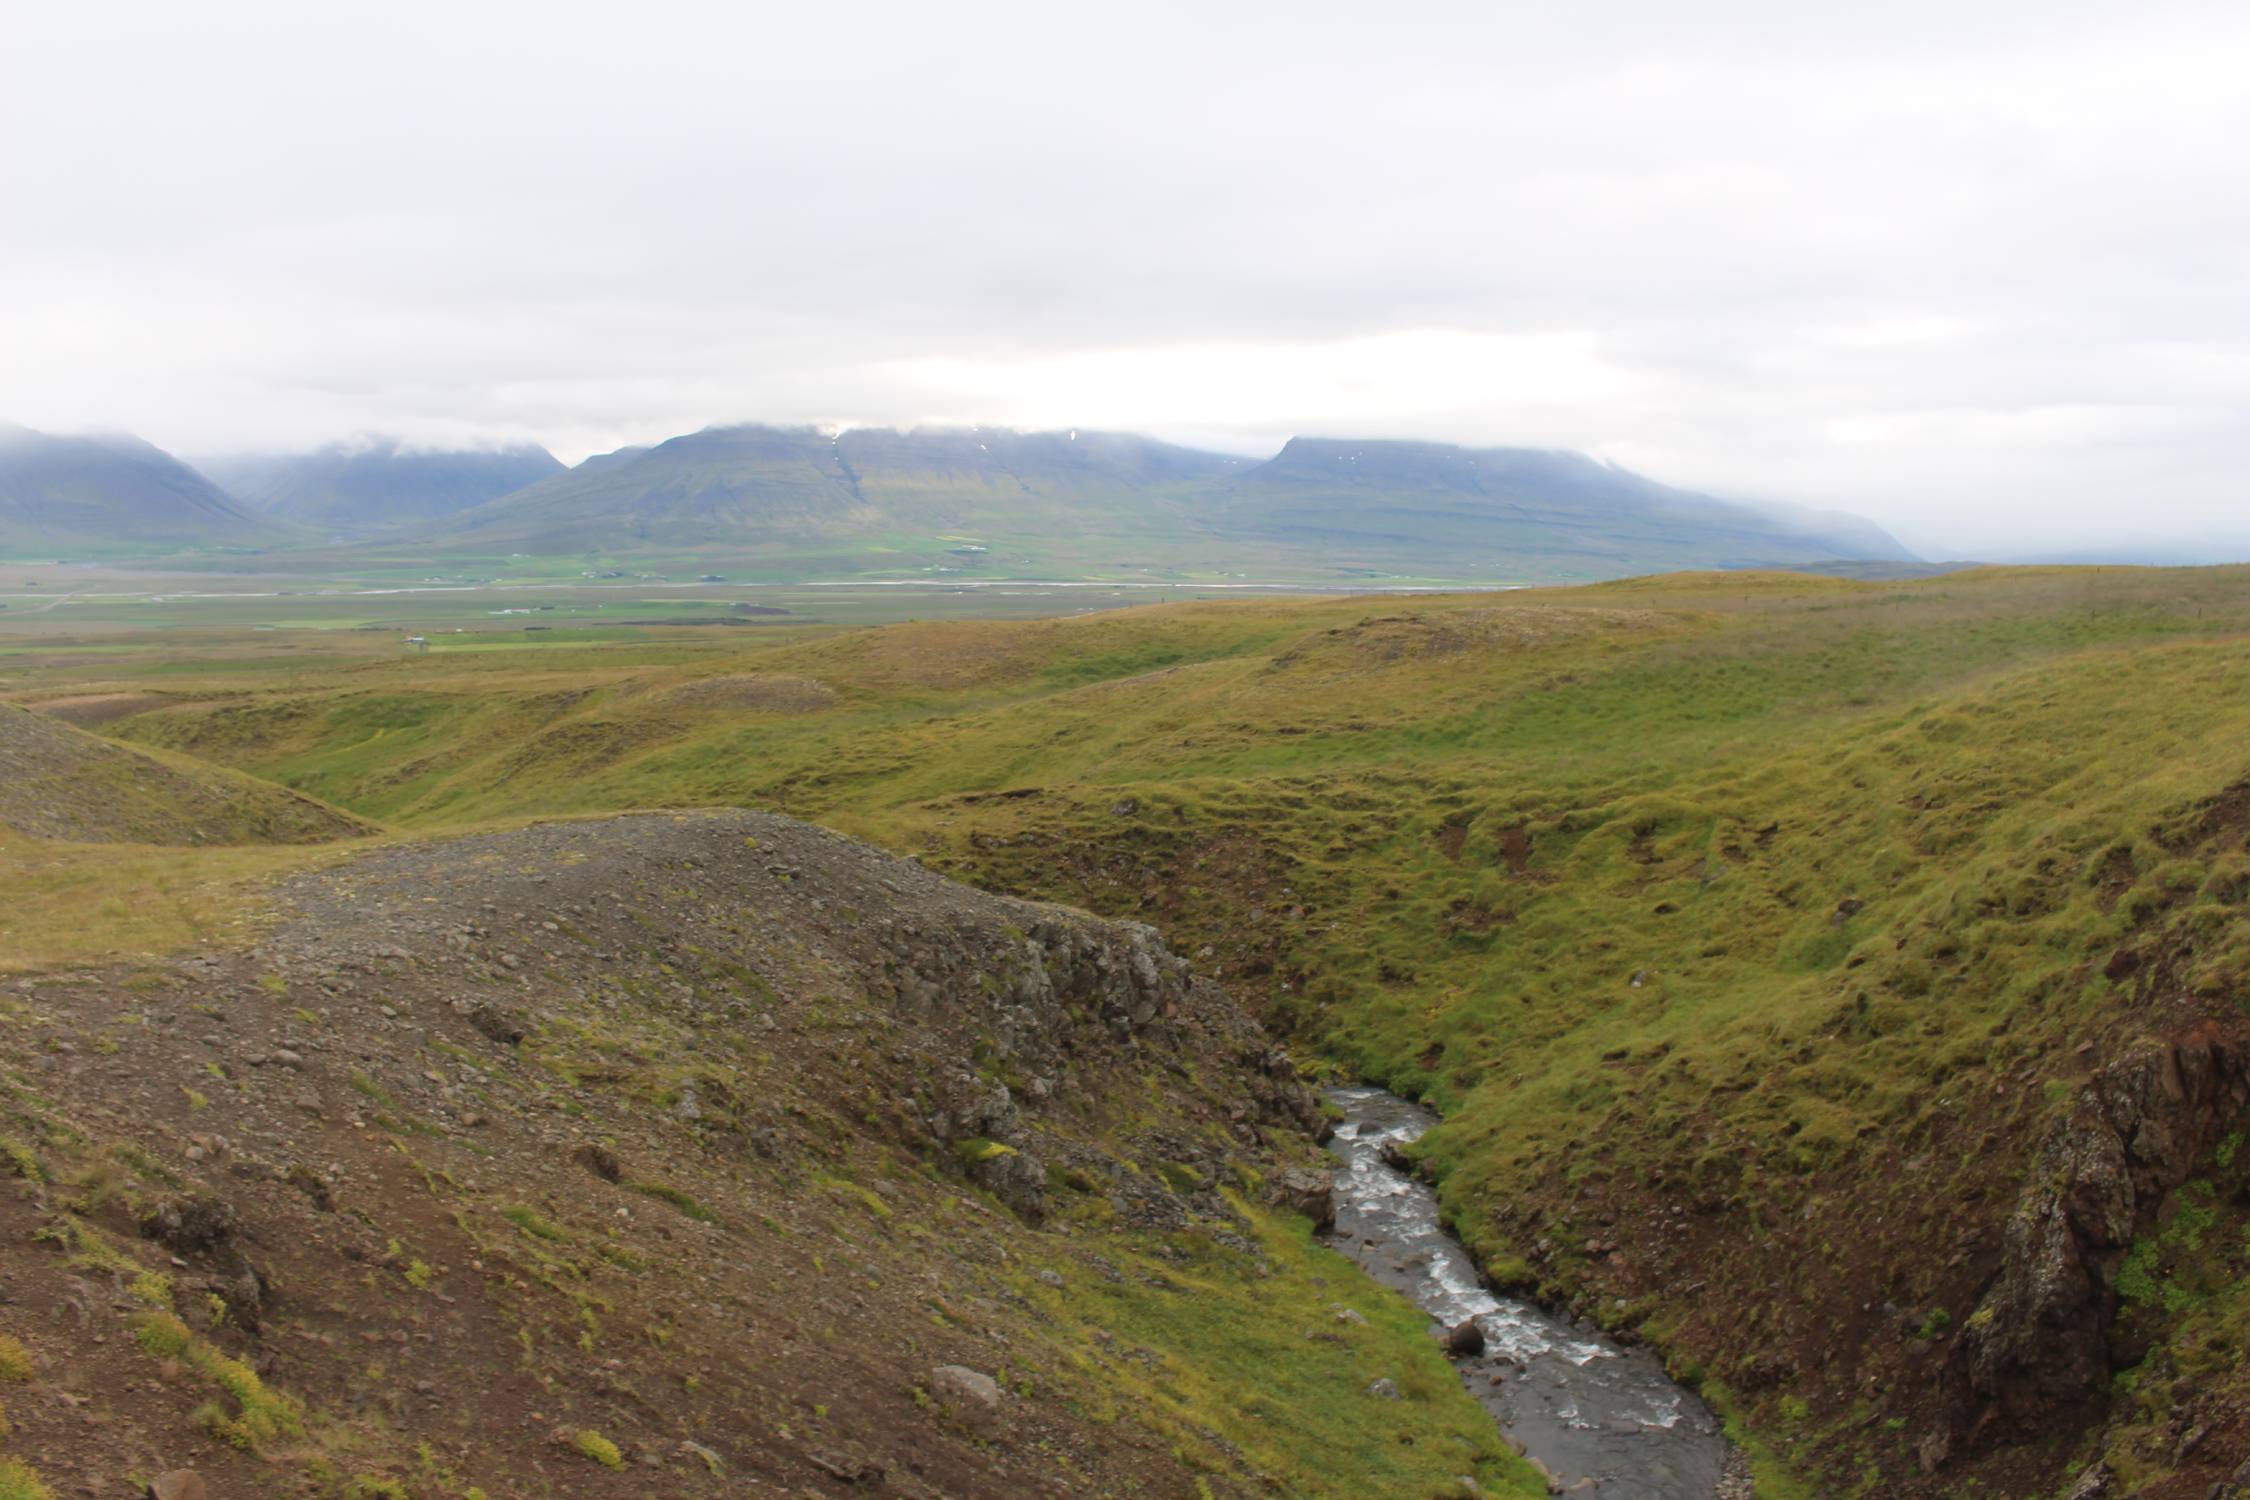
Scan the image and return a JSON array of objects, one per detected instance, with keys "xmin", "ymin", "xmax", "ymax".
[{"xmin": 1325, "ymin": 1086, "xmax": 1734, "ymax": 1498}]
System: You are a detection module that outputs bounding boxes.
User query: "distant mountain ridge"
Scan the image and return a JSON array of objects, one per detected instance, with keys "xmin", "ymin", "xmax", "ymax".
[
  {"xmin": 430, "ymin": 424, "xmax": 1245, "ymax": 553},
  {"xmin": 0, "ymin": 422, "xmax": 285, "ymax": 556},
  {"xmin": 0, "ymin": 417, "xmax": 1918, "ymax": 579},
  {"xmin": 1207, "ymin": 437, "xmax": 1915, "ymax": 572},
  {"xmin": 197, "ymin": 438, "xmax": 563, "ymax": 535},
  {"xmin": 422, "ymin": 422, "xmax": 1911, "ymax": 578}
]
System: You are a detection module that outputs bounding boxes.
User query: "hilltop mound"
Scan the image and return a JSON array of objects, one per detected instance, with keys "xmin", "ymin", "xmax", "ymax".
[
  {"xmin": 0, "ymin": 422, "xmax": 287, "ymax": 556},
  {"xmin": 17, "ymin": 690, "xmax": 174, "ymax": 726},
  {"xmin": 0, "ymin": 702, "xmax": 371, "ymax": 844},
  {"xmin": 653, "ymin": 672, "xmax": 838, "ymax": 713},
  {"xmin": 1264, "ymin": 603, "xmax": 1677, "ymax": 673},
  {"xmin": 0, "ymin": 810, "xmax": 1529, "ymax": 1498}
]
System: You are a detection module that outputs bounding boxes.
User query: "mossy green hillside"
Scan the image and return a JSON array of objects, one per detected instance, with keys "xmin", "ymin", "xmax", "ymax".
[
  {"xmin": 12, "ymin": 564, "xmax": 2250, "ymax": 1493},
  {"xmin": 1022, "ymin": 1200, "xmax": 1540, "ymax": 1498}
]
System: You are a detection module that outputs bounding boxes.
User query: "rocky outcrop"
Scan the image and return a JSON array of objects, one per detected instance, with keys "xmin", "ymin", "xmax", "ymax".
[
  {"xmin": 1948, "ymin": 1023, "xmax": 2250, "ymax": 1445},
  {"xmin": 1245, "ymin": 1046, "xmax": 1327, "ymax": 1138},
  {"xmin": 964, "ymin": 1142, "xmax": 1049, "ymax": 1222},
  {"xmin": 891, "ymin": 912, "xmax": 1199, "ymax": 1082},
  {"xmin": 901, "ymin": 912, "xmax": 1319, "ymax": 1218},
  {"xmin": 1266, "ymin": 1168, "xmax": 1335, "ymax": 1233}
]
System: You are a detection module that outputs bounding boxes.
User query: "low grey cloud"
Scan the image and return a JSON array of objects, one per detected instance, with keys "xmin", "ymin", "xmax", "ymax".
[{"xmin": 4, "ymin": 0, "xmax": 2246, "ymax": 557}]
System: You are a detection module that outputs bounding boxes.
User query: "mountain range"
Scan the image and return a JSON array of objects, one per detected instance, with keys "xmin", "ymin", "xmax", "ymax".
[
  {"xmin": 0, "ymin": 418, "xmax": 1918, "ymax": 579},
  {"xmin": 0, "ymin": 422, "xmax": 285, "ymax": 555},
  {"xmin": 1197, "ymin": 435, "xmax": 1910, "ymax": 573},
  {"xmin": 194, "ymin": 437, "xmax": 563, "ymax": 536},
  {"xmin": 430, "ymin": 424, "xmax": 1247, "ymax": 550},
  {"xmin": 423, "ymin": 423, "xmax": 1914, "ymax": 577}
]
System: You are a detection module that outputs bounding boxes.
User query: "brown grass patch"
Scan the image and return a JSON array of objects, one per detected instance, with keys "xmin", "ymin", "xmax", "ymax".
[{"xmin": 658, "ymin": 673, "xmax": 839, "ymax": 714}]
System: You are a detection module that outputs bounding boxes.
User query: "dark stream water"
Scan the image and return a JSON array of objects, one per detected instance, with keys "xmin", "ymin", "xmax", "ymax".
[{"xmin": 1325, "ymin": 1086, "xmax": 1732, "ymax": 1498}]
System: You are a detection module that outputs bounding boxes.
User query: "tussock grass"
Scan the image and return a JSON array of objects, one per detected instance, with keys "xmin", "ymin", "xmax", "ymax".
[
  {"xmin": 0, "ymin": 839, "xmax": 346, "ymax": 972},
  {"xmin": 12, "ymin": 564, "xmax": 2250, "ymax": 1490},
  {"xmin": 0, "ymin": 1457, "xmax": 54, "ymax": 1500},
  {"xmin": 1028, "ymin": 1202, "xmax": 1544, "ymax": 1498}
]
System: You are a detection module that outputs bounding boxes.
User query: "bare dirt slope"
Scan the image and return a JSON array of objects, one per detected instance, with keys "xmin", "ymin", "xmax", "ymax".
[
  {"xmin": 0, "ymin": 703, "xmax": 370, "ymax": 845},
  {"xmin": 0, "ymin": 810, "xmax": 1429, "ymax": 1500}
]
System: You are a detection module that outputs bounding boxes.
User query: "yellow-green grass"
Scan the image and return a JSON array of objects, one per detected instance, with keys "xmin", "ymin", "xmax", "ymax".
[
  {"xmin": 0, "ymin": 702, "xmax": 371, "ymax": 846},
  {"xmin": 1027, "ymin": 1201, "xmax": 1541, "ymax": 1499},
  {"xmin": 0, "ymin": 839, "xmax": 355, "ymax": 972},
  {"xmin": 0, "ymin": 1457, "xmax": 53, "ymax": 1500},
  {"xmin": 11, "ymin": 564, "xmax": 2250, "ymax": 1490}
]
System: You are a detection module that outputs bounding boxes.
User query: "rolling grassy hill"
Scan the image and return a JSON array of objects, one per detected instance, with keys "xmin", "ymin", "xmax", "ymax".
[
  {"xmin": 0, "ymin": 423, "xmax": 291, "ymax": 558},
  {"xmin": 0, "ymin": 700, "xmax": 377, "ymax": 973},
  {"xmin": 196, "ymin": 438, "xmax": 563, "ymax": 535},
  {"xmin": 0, "ymin": 701, "xmax": 371, "ymax": 846},
  {"xmin": 47, "ymin": 564, "xmax": 2250, "ymax": 1497}
]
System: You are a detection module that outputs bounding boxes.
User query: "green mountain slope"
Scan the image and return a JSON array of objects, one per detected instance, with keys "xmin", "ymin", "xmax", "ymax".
[
  {"xmin": 1211, "ymin": 437, "xmax": 1913, "ymax": 572},
  {"xmin": 429, "ymin": 423, "xmax": 1243, "ymax": 558},
  {"xmin": 0, "ymin": 422, "xmax": 289, "ymax": 557},
  {"xmin": 411, "ymin": 422, "xmax": 1909, "ymax": 582},
  {"xmin": 0, "ymin": 416, "xmax": 1917, "ymax": 581},
  {"xmin": 198, "ymin": 438, "xmax": 563, "ymax": 535},
  {"xmin": 434, "ymin": 425, "xmax": 878, "ymax": 549}
]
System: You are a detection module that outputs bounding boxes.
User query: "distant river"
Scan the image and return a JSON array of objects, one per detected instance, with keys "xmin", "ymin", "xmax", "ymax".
[{"xmin": 1325, "ymin": 1086, "xmax": 1736, "ymax": 1498}]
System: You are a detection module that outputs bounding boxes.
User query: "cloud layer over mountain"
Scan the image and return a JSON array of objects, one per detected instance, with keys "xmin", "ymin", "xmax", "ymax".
[{"xmin": 4, "ymin": 0, "xmax": 2247, "ymax": 558}]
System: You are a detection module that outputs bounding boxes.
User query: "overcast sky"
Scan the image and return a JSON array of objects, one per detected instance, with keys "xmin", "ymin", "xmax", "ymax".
[{"xmin": 4, "ymin": 1, "xmax": 2247, "ymax": 557}]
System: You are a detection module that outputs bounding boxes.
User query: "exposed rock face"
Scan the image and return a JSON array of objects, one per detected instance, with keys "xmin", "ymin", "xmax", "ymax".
[
  {"xmin": 966, "ymin": 1146, "xmax": 1049, "ymax": 1223},
  {"xmin": 1949, "ymin": 1024, "xmax": 2250, "ymax": 1444},
  {"xmin": 898, "ymin": 912, "xmax": 1203, "ymax": 1083},
  {"xmin": 898, "ymin": 910, "xmax": 1321, "ymax": 1219},
  {"xmin": 1247, "ymin": 1047, "xmax": 1326, "ymax": 1137},
  {"xmin": 2062, "ymin": 1463, "xmax": 2112, "ymax": 1499},
  {"xmin": 1266, "ymin": 1167, "xmax": 1335, "ymax": 1233},
  {"xmin": 140, "ymin": 1193, "xmax": 239, "ymax": 1254}
]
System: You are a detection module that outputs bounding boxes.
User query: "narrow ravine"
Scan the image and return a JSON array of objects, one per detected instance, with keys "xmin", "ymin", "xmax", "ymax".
[{"xmin": 1326, "ymin": 1086, "xmax": 1739, "ymax": 1498}]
